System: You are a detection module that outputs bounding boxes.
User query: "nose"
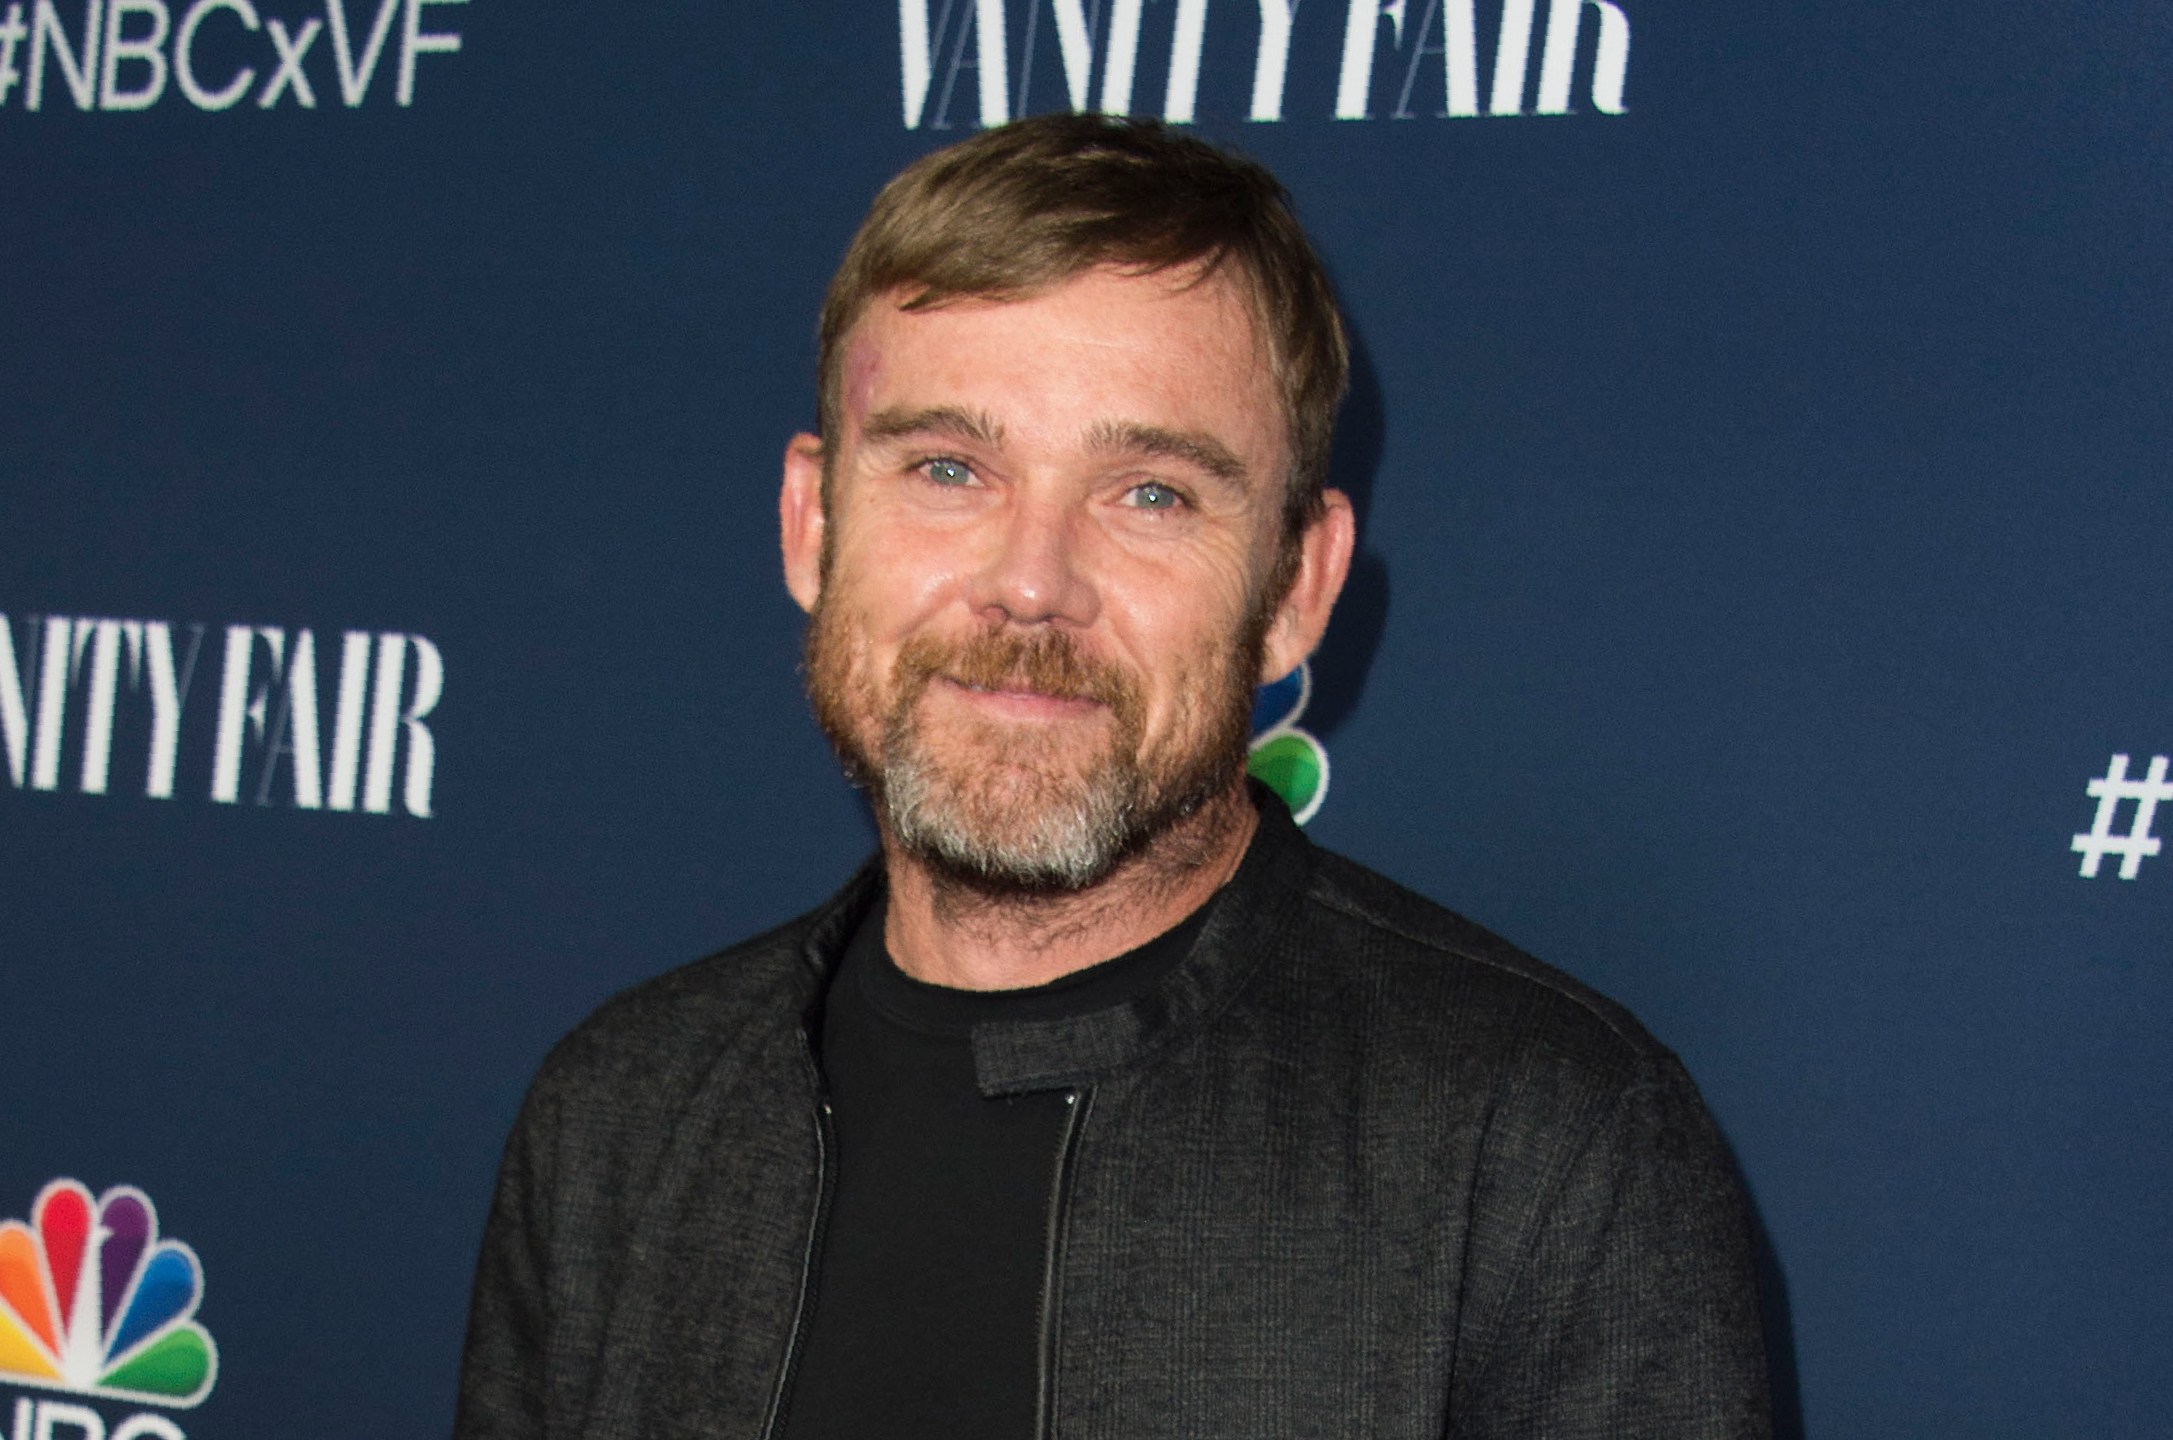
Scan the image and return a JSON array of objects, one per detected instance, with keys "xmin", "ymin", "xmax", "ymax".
[{"xmin": 968, "ymin": 492, "xmax": 1098, "ymax": 628}]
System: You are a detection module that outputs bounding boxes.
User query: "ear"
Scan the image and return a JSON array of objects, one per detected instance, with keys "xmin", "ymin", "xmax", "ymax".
[
  {"xmin": 1260, "ymin": 489, "xmax": 1356, "ymax": 684},
  {"xmin": 780, "ymin": 432, "xmax": 827, "ymax": 614}
]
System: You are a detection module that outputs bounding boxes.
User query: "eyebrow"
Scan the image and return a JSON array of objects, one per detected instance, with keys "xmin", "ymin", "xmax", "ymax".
[
  {"xmin": 859, "ymin": 406, "xmax": 1250, "ymax": 484},
  {"xmin": 860, "ymin": 405, "xmax": 1003, "ymax": 448},
  {"xmin": 1085, "ymin": 420, "xmax": 1248, "ymax": 482}
]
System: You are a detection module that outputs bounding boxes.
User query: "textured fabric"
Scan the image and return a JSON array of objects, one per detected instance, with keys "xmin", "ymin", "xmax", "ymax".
[{"xmin": 454, "ymin": 795, "xmax": 1773, "ymax": 1440}]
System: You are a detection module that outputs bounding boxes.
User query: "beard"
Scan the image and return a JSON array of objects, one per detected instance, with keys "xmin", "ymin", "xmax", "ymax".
[{"xmin": 804, "ymin": 604, "xmax": 1265, "ymax": 895}]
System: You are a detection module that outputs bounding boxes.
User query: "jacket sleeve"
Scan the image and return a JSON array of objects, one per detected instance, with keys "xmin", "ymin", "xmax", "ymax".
[
  {"xmin": 452, "ymin": 1077, "xmax": 559, "ymax": 1440},
  {"xmin": 1450, "ymin": 1053, "xmax": 1773, "ymax": 1440}
]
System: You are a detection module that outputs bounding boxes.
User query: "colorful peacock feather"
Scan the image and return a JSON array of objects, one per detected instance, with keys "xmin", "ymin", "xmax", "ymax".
[
  {"xmin": 0, "ymin": 1181, "xmax": 217, "ymax": 1408},
  {"xmin": 1248, "ymin": 660, "xmax": 1330, "ymax": 824}
]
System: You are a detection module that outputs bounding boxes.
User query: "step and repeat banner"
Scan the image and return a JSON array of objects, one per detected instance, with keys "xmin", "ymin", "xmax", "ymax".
[{"xmin": 4, "ymin": 2, "xmax": 2167, "ymax": 1436}]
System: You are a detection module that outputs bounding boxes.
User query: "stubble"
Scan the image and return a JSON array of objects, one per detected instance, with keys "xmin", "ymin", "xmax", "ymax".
[{"xmin": 803, "ymin": 605, "xmax": 1262, "ymax": 895}]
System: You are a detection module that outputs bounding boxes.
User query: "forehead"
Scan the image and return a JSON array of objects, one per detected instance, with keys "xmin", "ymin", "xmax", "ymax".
[{"xmin": 838, "ymin": 267, "xmax": 1282, "ymax": 457}]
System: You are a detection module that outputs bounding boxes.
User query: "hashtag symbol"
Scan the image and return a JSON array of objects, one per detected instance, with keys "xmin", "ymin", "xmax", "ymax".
[
  {"xmin": 2070, "ymin": 753, "xmax": 2173, "ymax": 879},
  {"xmin": 0, "ymin": 5, "xmax": 26, "ymax": 110}
]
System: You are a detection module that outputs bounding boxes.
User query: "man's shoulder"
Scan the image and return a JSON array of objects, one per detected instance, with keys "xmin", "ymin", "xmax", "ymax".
[
  {"xmin": 1270, "ymin": 839, "xmax": 1675, "ymax": 1085},
  {"xmin": 526, "ymin": 905, "xmax": 828, "ymax": 1111}
]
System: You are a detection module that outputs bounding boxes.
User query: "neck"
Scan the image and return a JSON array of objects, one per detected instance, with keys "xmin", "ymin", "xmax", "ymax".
[{"xmin": 880, "ymin": 781, "xmax": 1257, "ymax": 991}]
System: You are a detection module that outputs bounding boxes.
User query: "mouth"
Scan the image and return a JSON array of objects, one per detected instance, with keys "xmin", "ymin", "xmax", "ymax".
[{"xmin": 941, "ymin": 675, "xmax": 1105, "ymax": 718}]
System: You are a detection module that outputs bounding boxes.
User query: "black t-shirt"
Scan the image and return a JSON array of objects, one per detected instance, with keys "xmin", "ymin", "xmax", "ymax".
[{"xmin": 777, "ymin": 897, "xmax": 1210, "ymax": 1440}]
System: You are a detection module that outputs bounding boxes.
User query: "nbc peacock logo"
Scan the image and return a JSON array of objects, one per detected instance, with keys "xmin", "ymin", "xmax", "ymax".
[
  {"xmin": 1248, "ymin": 660, "xmax": 1329, "ymax": 825},
  {"xmin": 0, "ymin": 1181, "xmax": 216, "ymax": 1409}
]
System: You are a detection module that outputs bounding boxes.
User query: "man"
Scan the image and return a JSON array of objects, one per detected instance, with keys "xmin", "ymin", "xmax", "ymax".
[{"xmin": 456, "ymin": 116, "xmax": 1771, "ymax": 1440}]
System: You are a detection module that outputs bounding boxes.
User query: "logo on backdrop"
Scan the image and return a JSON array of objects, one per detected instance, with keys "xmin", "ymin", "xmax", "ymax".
[
  {"xmin": 901, "ymin": 0, "xmax": 1629, "ymax": 129},
  {"xmin": 0, "ymin": 0, "xmax": 465, "ymax": 113},
  {"xmin": 0, "ymin": 1180, "xmax": 216, "ymax": 1433},
  {"xmin": 2071, "ymin": 752, "xmax": 2170, "ymax": 880},
  {"xmin": 1248, "ymin": 659, "xmax": 1328, "ymax": 824},
  {"xmin": 1, "ymin": 611, "xmax": 443, "ymax": 818}
]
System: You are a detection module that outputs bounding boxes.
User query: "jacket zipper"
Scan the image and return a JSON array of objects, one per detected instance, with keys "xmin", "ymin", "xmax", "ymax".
[
  {"xmin": 758, "ymin": 1038, "xmax": 837, "ymax": 1440},
  {"xmin": 1034, "ymin": 1085, "xmax": 1093, "ymax": 1440}
]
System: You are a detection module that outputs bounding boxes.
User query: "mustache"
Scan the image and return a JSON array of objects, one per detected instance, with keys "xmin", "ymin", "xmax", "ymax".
[{"xmin": 896, "ymin": 628, "xmax": 1137, "ymax": 711}]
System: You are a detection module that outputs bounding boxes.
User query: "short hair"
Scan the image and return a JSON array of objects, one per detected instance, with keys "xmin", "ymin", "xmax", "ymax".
[{"xmin": 817, "ymin": 114, "xmax": 1349, "ymax": 545}]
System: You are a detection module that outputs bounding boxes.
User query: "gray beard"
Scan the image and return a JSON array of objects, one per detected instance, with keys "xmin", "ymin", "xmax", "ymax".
[
  {"xmin": 876, "ymin": 715, "xmax": 1156, "ymax": 892},
  {"xmin": 804, "ymin": 589, "xmax": 1274, "ymax": 897}
]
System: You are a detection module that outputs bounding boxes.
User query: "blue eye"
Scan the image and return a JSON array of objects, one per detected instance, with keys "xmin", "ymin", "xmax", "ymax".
[
  {"xmin": 925, "ymin": 459, "xmax": 972, "ymax": 486},
  {"xmin": 1129, "ymin": 482, "xmax": 1181, "ymax": 510}
]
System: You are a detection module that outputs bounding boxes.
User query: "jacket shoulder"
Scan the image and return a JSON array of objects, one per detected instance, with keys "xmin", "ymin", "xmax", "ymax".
[
  {"xmin": 527, "ymin": 907, "xmax": 822, "ymax": 1113},
  {"xmin": 1289, "ymin": 844, "xmax": 1674, "ymax": 1076}
]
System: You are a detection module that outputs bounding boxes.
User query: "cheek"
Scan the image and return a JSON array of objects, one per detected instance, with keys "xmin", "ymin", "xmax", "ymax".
[
  {"xmin": 821, "ymin": 537, "xmax": 955, "ymax": 665},
  {"xmin": 1117, "ymin": 557, "xmax": 1258, "ymax": 683},
  {"xmin": 836, "ymin": 512, "xmax": 973, "ymax": 623}
]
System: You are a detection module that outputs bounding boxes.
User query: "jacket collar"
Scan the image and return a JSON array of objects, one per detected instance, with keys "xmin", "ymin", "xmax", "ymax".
[{"xmin": 794, "ymin": 784, "xmax": 1316, "ymax": 1097}]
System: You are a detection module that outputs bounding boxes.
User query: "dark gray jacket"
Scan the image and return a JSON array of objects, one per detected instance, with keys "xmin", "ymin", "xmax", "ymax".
[{"xmin": 456, "ymin": 799, "xmax": 1771, "ymax": 1439}]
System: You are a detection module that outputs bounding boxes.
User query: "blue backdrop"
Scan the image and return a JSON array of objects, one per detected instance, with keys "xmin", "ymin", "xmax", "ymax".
[{"xmin": 4, "ymin": 1, "xmax": 2168, "ymax": 1435}]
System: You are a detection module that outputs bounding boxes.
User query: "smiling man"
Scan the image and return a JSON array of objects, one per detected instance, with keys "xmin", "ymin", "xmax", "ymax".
[{"xmin": 455, "ymin": 117, "xmax": 1772, "ymax": 1440}]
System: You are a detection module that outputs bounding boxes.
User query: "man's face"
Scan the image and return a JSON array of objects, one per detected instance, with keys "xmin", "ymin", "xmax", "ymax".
[{"xmin": 783, "ymin": 266, "xmax": 1321, "ymax": 891}]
